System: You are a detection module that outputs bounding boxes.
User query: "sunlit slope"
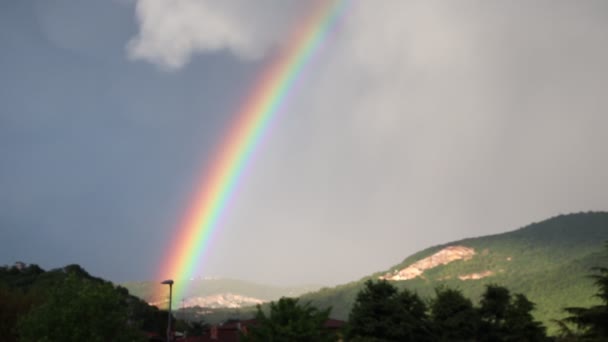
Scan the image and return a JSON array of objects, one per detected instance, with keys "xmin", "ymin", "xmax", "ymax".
[{"xmin": 300, "ymin": 212, "xmax": 608, "ymax": 334}]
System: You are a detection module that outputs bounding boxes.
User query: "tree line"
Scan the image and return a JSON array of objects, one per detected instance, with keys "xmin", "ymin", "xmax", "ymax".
[
  {"xmin": 245, "ymin": 245, "xmax": 608, "ymax": 341},
  {"xmin": 1, "ymin": 244, "xmax": 607, "ymax": 341}
]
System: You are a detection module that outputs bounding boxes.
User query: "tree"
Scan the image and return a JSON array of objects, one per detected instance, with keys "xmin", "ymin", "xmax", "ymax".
[
  {"xmin": 0, "ymin": 287, "xmax": 41, "ymax": 342},
  {"xmin": 503, "ymin": 294, "xmax": 547, "ymax": 341},
  {"xmin": 243, "ymin": 297, "xmax": 335, "ymax": 342},
  {"xmin": 430, "ymin": 287, "xmax": 478, "ymax": 341},
  {"xmin": 478, "ymin": 284, "xmax": 546, "ymax": 342},
  {"xmin": 347, "ymin": 280, "xmax": 433, "ymax": 341},
  {"xmin": 17, "ymin": 274, "xmax": 145, "ymax": 342},
  {"xmin": 185, "ymin": 320, "xmax": 210, "ymax": 336},
  {"xmin": 562, "ymin": 247, "xmax": 608, "ymax": 339}
]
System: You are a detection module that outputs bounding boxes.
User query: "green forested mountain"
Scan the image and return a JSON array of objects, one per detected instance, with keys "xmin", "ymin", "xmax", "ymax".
[
  {"xmin": 3, "ymin": 212, "xmax": 606, "ymax": 338},
  {"xmin": 298, "ymin": 212, "xmax": 608, "ymax": 334}
]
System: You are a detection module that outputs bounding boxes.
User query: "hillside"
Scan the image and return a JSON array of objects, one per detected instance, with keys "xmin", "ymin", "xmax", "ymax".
[
  {"xmin": 297, "ymin": 212, "xmax": 608, "ymax": 334},
  {"xmin": 123, "ymin": 278, "xmax": 321, "ymax": 309},
  {"xmin": 0, "ymin": 263, "xmax": 169, "ymax": 340}
]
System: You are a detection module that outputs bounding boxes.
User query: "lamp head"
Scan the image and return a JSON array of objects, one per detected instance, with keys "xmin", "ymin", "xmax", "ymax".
[{"xmin": 161, "ymin": 279, "xmax": 174, "ymax": 285}]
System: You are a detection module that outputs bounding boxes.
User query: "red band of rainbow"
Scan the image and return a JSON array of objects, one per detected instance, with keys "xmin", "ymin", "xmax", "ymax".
[{"xmin": 155, "ymin": 0, "xmax": 349, "ymax": 304}]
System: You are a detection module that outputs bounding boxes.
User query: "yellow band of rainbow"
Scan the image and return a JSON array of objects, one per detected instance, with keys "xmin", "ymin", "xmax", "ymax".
[{"xmin": 156, "ymin": 0, "xmax": 349, "ymax": 304}]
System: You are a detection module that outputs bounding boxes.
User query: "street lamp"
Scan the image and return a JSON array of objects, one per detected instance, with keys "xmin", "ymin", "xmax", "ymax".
[{"xmin": 161, "ymin": 279, "xmax": 174, "ymax": 342}]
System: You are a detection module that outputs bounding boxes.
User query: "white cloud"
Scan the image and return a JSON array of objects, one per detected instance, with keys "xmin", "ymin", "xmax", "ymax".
[{"xmin": 127, "ymin": 0, "xmax": 306, "ymax": 69}]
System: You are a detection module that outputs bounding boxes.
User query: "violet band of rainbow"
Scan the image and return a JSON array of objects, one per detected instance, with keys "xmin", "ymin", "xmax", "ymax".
[{"xmin": 156, "ymin": 0, "xmax": 349, "ymax": 304}]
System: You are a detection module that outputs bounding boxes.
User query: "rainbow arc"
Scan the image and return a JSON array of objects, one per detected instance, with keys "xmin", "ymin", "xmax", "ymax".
[{"xmin": 156, "ymin": 0, "xmax": 349, "ymax": 303}]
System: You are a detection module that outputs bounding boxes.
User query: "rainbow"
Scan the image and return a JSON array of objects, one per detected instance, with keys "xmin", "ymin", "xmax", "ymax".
[{"xmin": 156, "ymin": 0, "xmax": 349, "ymax": 304}]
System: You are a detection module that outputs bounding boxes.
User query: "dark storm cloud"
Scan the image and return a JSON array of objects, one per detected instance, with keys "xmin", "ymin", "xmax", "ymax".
[
  {"xmin": 0, "ymin": 1, "xmax": 259, "ymax": 281},
  {"xmin": 138, "ymin": 0, "xmax": 608, "ymax": 285},
  {"xmin": 2, "ymin": 0, "xmax": 608, "ymax": 286}
]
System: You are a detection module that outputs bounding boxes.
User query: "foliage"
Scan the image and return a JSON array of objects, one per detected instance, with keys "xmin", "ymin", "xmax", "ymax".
[
  {"xmin": 347, "ymin": 280, "xmax": 434, "ymax": 341},
  {"xmin": 347, "ymin": 281, "xmax": 547, "ymax": 342},
  {"xmin": 478, "ymin": 284, "xmax": 511, "ymax": 334},
  {"xmin": 0, "ymin": 286, "xmax": 42, "ymax": 341},
  {"xmin": 478, "ymin": 284, "xmax": 547, "ymax": 341},
  {"xmin": 184, "ymin": 319, "xmax": 210, "ymax": 336},
  {"xmin": 243, "ymin": 297, "xmax": 336, "ymax": 342},
  {"xmin": 561, "ymin": 244, "xmax": 608, "ymax": 340},
  {"xmin": 430, "ymin": 287, "xmax": 477, "ymax": 341},
  {"xmin": 0, "ymin": 263, "xmax": 170, "ymax": 339},
  {"xmin": 17, "ymin": 274, "xmax": 145, "ymax": 341}
]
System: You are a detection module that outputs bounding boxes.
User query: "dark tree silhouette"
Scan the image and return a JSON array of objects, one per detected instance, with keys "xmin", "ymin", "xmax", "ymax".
[
  {"xmin": 17, "ymin": 274, "xmax": 145, "ymax": 342},
  {"xmin": 430, "ymin": 287, "xmax": 478, "ymax": 341},
  {"xmin": 347, "ymin": 280, "xmax": 433, "ymax": 341},
  {"xmin": 244, "ymin": 297, "xmax": 335, "ymax": 342},
  {"xmin": 478, "ymin": 284, "xmax": 546, "ymax": 342},
  {"xmin": 562, "ymin": 244, "xmax": 608, "ymax": 339}
]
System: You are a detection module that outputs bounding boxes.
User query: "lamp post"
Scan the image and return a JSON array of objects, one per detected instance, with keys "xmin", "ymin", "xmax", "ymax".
[{"xmin": 161, "ymin": 279, "xmax": 174, "ymax": 342}]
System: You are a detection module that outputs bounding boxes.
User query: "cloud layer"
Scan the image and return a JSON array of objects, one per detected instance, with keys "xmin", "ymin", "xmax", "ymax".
[
  {"xmin": 131, "ymin": 0, "xmax": 608, "ymax": 283},
  {"xmin": 2, "ymin": 1, "xmax": 607, "ymax": 285}
]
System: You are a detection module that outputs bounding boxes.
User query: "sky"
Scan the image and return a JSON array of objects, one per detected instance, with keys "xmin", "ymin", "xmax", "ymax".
[{"xmin": 1, "ymin": 0, "xmax": 608, "ymax": 286}]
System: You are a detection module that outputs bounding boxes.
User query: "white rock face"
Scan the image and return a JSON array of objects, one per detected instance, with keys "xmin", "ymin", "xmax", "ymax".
[{"xmin": 380, "ymin": 246, "xmax": 476, "ymax": 281}]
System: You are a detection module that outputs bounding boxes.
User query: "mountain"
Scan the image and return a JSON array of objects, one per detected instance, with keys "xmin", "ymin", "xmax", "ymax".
[
  {"xmin": 298, "ymin": 211, "xmax": 608, "ymax": 334},
  {"xmin": 122, "ymin": 278, "xmax": 322, "ymax": 309},
  {"xmin": 121, "ymin": 212, "xmax": 607, "ymax": 333}
]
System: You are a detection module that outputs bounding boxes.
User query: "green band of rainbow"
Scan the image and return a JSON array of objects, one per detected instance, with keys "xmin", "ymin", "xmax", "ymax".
[{"xmin": 156, "ymin": 0, "xmax": 349, "ymax": 304}]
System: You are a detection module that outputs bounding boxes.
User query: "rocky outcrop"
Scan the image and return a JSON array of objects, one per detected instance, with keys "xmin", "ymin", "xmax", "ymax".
[{"xmin": 380, "ymin": 246, "xmax": 475, "ymax": 281}]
